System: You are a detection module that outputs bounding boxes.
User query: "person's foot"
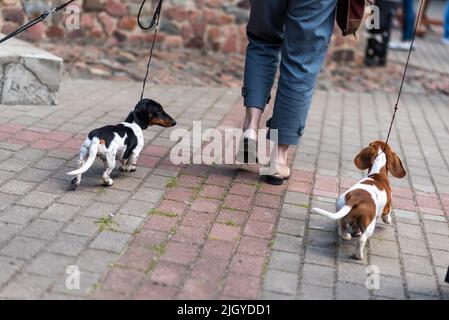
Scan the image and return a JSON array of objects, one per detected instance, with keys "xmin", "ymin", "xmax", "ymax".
[
  {"xmin": 441, "ymin": 37, "xmax": 449, "ymax": 46},
  {"xmin": 263, "ymin": 144, "xmax": 290, "ymax": 185},
  {"xmin": 236, "ymin": 128, "xmax": 258, "ymax": 164},
  {"xmin": 388, "ymin": 40, "xmax": 416, "ymax": 51},
  {"xmin": 263, "ymin": 162, "xmax": 291, "ymax": 185}
]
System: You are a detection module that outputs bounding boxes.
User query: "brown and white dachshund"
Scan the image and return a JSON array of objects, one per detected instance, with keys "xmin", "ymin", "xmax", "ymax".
[{"xmin": 311, "ymin": 141, "xmax": 407, "ymax": 260}]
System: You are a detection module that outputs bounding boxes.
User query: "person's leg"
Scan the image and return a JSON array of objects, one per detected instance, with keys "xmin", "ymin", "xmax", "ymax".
[
  {"xmin": 402, "ymin": 0, "xmax": 415, "ymax": 41},
  {"xmin": 238, "ymin": 0, "xmax": 287, "ymax": 164},
  {"xmin": 243, "ymin": 0, "xmax": 287, "ymax": 131},
  {"xmin": 267, "ymin": 0, "xmax": 337, "ymax": 165}
]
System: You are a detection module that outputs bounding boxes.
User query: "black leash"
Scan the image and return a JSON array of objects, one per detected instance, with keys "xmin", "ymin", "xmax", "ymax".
[
  {"xmin": 383, "ymin": 0, "xmax": 425, "ymax": 146},
  {"xmin": 0, "ymin": 0, "xmax": 76, "ymax": 44},
  {"xmin": 137, "ymin": 0, "xmax": 164, "ymax": 101}
]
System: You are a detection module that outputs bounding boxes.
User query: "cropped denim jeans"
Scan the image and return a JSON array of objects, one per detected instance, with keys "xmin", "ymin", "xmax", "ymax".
[{"xmin": 242, "ymin": 0, "xmax": 337, "ymax": 145}]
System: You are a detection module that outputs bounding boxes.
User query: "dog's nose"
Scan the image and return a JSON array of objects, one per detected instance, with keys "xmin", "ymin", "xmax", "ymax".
[{"xmin": 172, "ymin": 120, "xmax": 177, "ymax": 126}]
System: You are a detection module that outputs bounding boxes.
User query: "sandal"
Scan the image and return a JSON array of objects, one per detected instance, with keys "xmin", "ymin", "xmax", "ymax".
[{"xmin": 263, "ymin": 163, "xmax": 291, "ymax": 185}]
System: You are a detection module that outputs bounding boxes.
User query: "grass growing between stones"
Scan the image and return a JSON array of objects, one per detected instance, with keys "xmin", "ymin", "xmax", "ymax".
[
  {"xmin": 166, "ymin": 177, "xmax": 179, "ymax": 190},
  {"xmin": 297, "ymin": 203, "xmax": 310, "ymax": 209},
  {"xmin": 149, "ymin": 208, "xmax": 177, "ymax": 218},
  {"xmin": 95, "ymin": 216, "xmax": 119, "ymax": 232},
  {"xmin": 222, "ymin": 220, "xmax": 238, "ymax": 227}
]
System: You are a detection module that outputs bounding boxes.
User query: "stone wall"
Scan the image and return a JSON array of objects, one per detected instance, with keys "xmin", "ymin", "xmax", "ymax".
[{"xmin": 0, "ymin": 0, "xmax": 250, "ymax": 53}]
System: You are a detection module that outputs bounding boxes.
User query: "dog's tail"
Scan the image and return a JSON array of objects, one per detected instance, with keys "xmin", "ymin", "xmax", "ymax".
[
  {"xmin": 311, "ymin": 205, "xmax": 352, "ymax": 220},
  {"xmin": 67, "ymin": 138, "xmax": 100, "ymax": 176}
]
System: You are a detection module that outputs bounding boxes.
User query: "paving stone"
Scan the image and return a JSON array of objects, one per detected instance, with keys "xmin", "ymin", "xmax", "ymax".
[
  {"xmin": 1, "ymin": 158, "xmax": 30, "ymax": 172},
  {"xmin": 403, "ymin": 254, "xmax": 435, "ymax": 275},
  {"xmin": 336, "ymin": 281, "xmax": 370, "ymax": 300},
  {"xmin": 0, "ymin": 180, "xmax": 37, "ymax": 195},
  {"xmin": 116, "ymin": 246, "xmax": 154, "ymax": 271},
  {"xmin": 97, "ymin": 189, "xmax": 131, "ymax": 204},
  {"xmin": 144, "ymin": 175, "xmax": 171, "ymax": 189},
  {"xmin": 426, "ymin": 233, "xmax": 449, "ymax": 252},
  {"xmin": 263, "ymin": 269, "xmax": 298, "ymax": 295},
  {"xmin": 58, "ymin": 191, "xmax": 95, "ymax": 206},
  {"xmin": 337, "ymin": 261, "xmax": 369, "ymax": 285},
  {"xmin": 423, "ymin": 220, "xmax": 449, "ymax": 236},
  {"xmin": 369, "ymin": 239, "xmax": 400, "ymax": 259},
  {"xmin": 307, "ymin": 229, "xmax": 337, "ymax": 248},
  {"xmin": 33, "ymin": 157, "xmax": 67, "ymax": 171},
  {"xmin": 396, "ymin": 222, "xmax": 425, "ymax": 240},
  {"xmin": 268, "ymin": 250, "xmax": 301, "ymax": 273},
  {"xmin": 405, "ymin": 273, "xmax": 440, "ymax": 297},
  {"xmin": 222, "ymin": 273, "xmax": 260, "ymax": 299},
  {"xmin": 304, "ymin": 245, "xmax": 336, "ymax": 267},
  {"xmin": 113, "ymin": 214, "xmax": 145, "ymax": 234},
  {"xmin": 302, "ymin": 263, "xmax": 335, "ymax": 287},
  {"xmin": 40, "ymin": 203, "xmax": 80, "ymax": 222},
  {"xmin": 371, "ymin": 275, "xmax": 405, "ymax": 299},
  {"xmin": 0, "ymin": 256, "xmax": 25, "ymax": 285},
  {"xmin": 272, "ymin": 233, "xmax": 302, "ymax": 254},
  {"xmin": 0, "ymin": 222, "xmax": 22, "ymax": 245},
  {"xmin": 284, "ymin": 191, "xmax": 310, "ymax": 206},
  {"xmin": 277, "ymin": 217, "xmax": 305, "ymax": 237},
  {"xmin": 430, "ymin": 248, "xmax": 449, "ymax": 268},
  {"xmin": 51, "ymin": 271, "xmax": 102, "ymax": 297},
  {"xmin": 0, "ymin": 273, "xmax": 53, "ymax": 299},
  {"xmin": 22, "ymin": 219, "xmax": 64, "ymax": 240},
  {"xmin": 0, "ymin": 170, "xmax": 14, "ymax": 184},
  {"xmin": 24, "ymin": 252, "xmax": 74, "ymax": 278},
  {"xmin": 18, "ymin": 191, "xmax": 59, "ymax": 209},
  {"xmin": 101, "ymin": 267, "xmax": 144, "ymax": 295},
  {"xmin": 76, "ymin": 249, "xmax": 117, "ymax": 274},
  {"xmin": 299, "ymin": 283, "xmax": 334, "ymax": 300},
  {"xmin": 0, "ymin": 192, "xmax": 17, "ymax": 210},
  {"xmin": 132, "ymin": 187, "xmax": 164, "ymax": 203},
  {"xmin": 280, "ymin": 203, "xmax": 308, "ymax": 220},
  {"xmin": 37, "ymin": 178, "xmax": 70, "ymax": 195},
  {"xmin": 1, "ymin": 236, "xmax": 47, "ymax": 260},
  {"xmin": 17, "ymin": 168, "xmax": 53, "ymax": 183},
  {"xmin": 13, "ymin": 149, "xmax": 46, "ymax": 161},
  {"xmin": 0, "ymin": 205, "xmax": 40, "ymax": 225},
  {"xmin": 261, "ymin": 291, "xmax": 295, "ymax": 300},
  {"xmin": 47, "ymin": 233, "xmax": 90, "ymax": 256},
  {"xmin": 370, "ymin": 255, "xmax": 402, "ymax": 278},
  {"xmin": 119, "ymin": 199, "xmax": 155, "ymax": 218},
  {"xmin": 81, "ymin": 202, "xmax": 120, "ymax": 219},
  {"xmin": 89, "ymin": 231, "xmax": 131, "ymax": 253},
  {"xmin": 64, "ymin": 216, "xmax": 98, "ymax": 237}
]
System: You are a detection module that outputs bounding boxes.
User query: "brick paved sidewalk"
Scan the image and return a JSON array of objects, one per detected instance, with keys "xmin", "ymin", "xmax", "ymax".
[{"xmin": 0, "ymin": 79, "xmax": 448, "ymax": 300}]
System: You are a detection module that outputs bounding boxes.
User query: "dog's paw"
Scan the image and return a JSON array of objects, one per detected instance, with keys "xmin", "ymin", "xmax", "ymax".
[
  {"xmin": 341, "ymin": 233, "xmax": 352, "ymax": 241},
  {"xmin": 70, "ymin": 178, "xmax": 79, "ymax": 191},
  {"xmin": 353, "ymin": 252, "xmax": 363, "ymax": 260},
  {"xmin": 119, "ymin": 165, "xmax": 136, "ymax": 173},
  {"xmin": 382, "ymin": 214, "xmax": 392, "ymax": 225},
  {"xmin": 103, "ymin": 179, "xmax": 114, "ymax": 187}
]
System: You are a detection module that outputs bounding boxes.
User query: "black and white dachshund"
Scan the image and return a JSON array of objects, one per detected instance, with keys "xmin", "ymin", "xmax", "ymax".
[{"xmin": 67, "ymin": 99, "xmax": 176, "ymax": 190}]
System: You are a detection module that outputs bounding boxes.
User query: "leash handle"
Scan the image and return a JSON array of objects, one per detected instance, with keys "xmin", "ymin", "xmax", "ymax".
[
  {"xmin": 138, "ymin": 0, "xmax": 164, "ymax": 101},
  {"xmin": 137, "ymin": 0, "xmax": 164, "ymax": 31}
]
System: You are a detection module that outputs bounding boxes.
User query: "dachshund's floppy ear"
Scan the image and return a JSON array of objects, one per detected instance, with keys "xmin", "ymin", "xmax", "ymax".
[
  {"xmin": 130, "ymin": 100, "xmax": 151, "ymax": 129},
  {"xmin": 354, "ymin": 147, "xmax": 375, "ymax": 170},
  {"xmin": 386, "ymin": 149, "xmax": 406, "ymax": 178}
]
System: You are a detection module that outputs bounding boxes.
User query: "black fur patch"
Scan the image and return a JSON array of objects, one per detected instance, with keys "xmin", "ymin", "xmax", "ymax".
[{"xmin": 88, "ymin": 124, "xmax": 138, "ymax": 160}]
